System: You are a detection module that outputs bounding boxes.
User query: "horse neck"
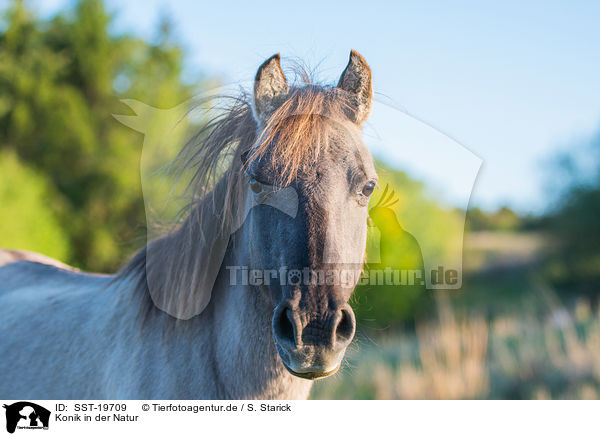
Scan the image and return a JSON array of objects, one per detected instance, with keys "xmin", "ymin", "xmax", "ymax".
[
  {"xmin": 113, "ymin": 197, "xmax": 312, "ymax": 399},
  {"xmin": 207, "ymin": 229, "xmax": 314, "ymax": 399}
]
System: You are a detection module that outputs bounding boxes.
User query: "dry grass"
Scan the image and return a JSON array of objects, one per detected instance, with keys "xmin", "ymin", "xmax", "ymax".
[
  {"xmin": 312, "ymin": 298, "xmax": 600, "ymax": 399},
  {"xmin": 463, "ymin": 231, "xmax": 548, "ymax": 272}
]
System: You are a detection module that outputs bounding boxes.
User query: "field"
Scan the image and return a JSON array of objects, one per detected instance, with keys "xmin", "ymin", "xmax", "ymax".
[{"xmin": 312, "ymin": 232, "xmax": 600, "ymax": 399}]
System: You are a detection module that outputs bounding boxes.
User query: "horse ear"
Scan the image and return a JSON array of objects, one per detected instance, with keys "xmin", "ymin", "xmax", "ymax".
[
  {"xmin": 253, "ymin": 53, "xmax": 289, "ymax": 126},
  {"xmin": 337, "ymin": 50, "xmax": 373, "ymax": 125}
]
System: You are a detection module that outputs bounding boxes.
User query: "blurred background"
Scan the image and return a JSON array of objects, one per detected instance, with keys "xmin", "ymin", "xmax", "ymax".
[{"xmin": 1, "ymin": 0, "xmax": 600, "ymax": 399}]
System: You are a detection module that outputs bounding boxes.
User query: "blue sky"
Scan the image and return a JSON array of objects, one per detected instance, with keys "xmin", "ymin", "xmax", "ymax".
[{"xmin": 33, "ymin": 0, "xmax": 600, "ymax": 212}]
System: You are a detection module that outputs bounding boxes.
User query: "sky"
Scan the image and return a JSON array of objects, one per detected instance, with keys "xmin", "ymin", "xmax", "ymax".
[{"xmin": 32, "ymin": 0, "xmax": 600, "ymax": 213}]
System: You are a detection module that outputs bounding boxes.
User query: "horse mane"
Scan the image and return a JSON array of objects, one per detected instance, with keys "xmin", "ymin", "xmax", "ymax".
[{"xmin": 116, "ymin": 70, "xmax": 354, "ymax": 323}]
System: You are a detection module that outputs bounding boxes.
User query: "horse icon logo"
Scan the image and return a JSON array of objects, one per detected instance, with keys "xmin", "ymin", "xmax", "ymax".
[{"xmin": 3, "ymin": 402, "xmax": 50, "ymax": 434}]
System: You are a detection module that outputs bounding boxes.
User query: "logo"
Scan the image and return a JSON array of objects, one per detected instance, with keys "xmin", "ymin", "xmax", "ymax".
[
  {"xmin": 3, "ymin": 402, "xmax": 50, "ymax": 434},
  {"xmin": 114, "ymin": 75, "xmax": 481, "ymax": 319}
]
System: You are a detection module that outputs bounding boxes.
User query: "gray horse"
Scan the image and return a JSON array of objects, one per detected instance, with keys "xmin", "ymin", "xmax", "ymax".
[{"xmin": 0, "ymin": 51, "xmax": 377, "ymax": 399}]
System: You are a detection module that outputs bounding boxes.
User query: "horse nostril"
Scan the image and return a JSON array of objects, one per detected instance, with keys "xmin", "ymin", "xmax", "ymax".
[
  {"xmin": 274, "ymin": 306, "xmax": 297, "ymax": 348},
  {"xmin": 334, "ymin": 306, "xmax": 356, "ymax": 346}
]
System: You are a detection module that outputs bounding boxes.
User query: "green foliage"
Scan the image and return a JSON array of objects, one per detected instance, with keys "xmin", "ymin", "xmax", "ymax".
[
  {"xmin": 0, "ymin": 0, "xmax": 196, "ymax": 270},
  {"xmin": 352, "ymin": 161, "xmax": 465, "ymax": 326},
  {"xmin": 0, "ymin": 149, "xmax": 70, "ymax": 260},
  {"xmin": 466, "ymin": 206, "xmax": 523, "ymax": 232},
  {"xmin": 541, "ymin": 129, "xmax": 600, "ymax": 292},
  {"xmin": 545, "ymin": 187, "xmax": 600, "ymax": 290}
]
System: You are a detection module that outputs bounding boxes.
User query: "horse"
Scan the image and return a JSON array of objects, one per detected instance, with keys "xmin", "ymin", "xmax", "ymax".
[{"xmin": 0, "ymin": 51, "xmax": 377, "ymax": 399}]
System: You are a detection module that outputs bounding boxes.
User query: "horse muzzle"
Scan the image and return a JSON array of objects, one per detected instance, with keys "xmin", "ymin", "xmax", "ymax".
[{"xmin": 272, "ymin": 302, "xmax": 356, "ymax": 379}]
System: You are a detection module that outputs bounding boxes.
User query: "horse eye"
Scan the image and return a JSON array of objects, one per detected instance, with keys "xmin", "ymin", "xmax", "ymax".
[
  {"xmin": 249, "ymin": 178, "xmax": 263, "ymax": 194},
  {"xmin": 361, "ymin": 181, "xmax": 376, "ymax": 197}
]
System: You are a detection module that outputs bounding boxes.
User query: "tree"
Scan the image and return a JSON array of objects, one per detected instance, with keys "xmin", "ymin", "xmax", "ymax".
[
  {"xmin": 543, "ymin": 128, "xmax": 600, "ymax": 293},
  {"xmin": 0, "ymin": 0, "xmax": 198, "ymax": 270}
]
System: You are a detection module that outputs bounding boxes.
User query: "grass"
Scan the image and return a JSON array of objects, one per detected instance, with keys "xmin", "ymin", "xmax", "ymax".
[{"xmin": 312, "ymin": 288, "xmax": 600, "ymax": 399}]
